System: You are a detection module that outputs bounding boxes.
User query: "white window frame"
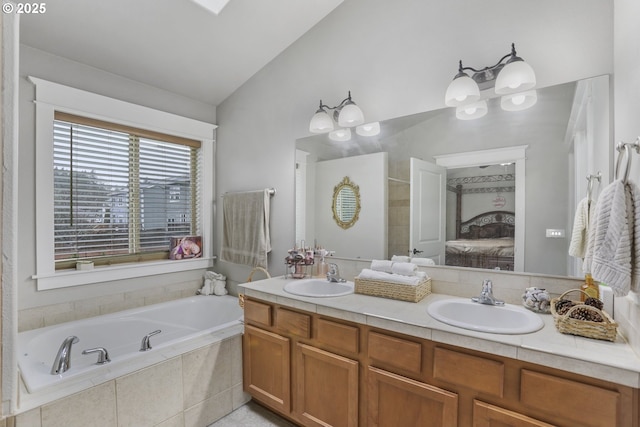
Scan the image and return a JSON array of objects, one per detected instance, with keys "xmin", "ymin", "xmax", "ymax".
[{"xmin": 30, "ymin": 77, "xmax": 217, "ymax": 290}]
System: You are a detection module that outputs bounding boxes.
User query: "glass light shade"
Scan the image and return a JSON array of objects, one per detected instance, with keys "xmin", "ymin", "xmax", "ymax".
[
  {"xmin": 455, "ymin": 100, "xmax": 488, "ymax": 120},
  {"xmin": 309, "ymin": 110, "xmax": 334, "ymax": 133},
  {"xmin": 501, "ymin": 90, "xmax": 538, "ymax": 111},
  {"xmin": 329, "ymin": 128, "xmax": 351, "ymax": 142},
  {"xmin": 445, "ymin": 75, "xmax": 480, "ymax": 107},
  {"xmin": 494, "ymin": 60, "xmax": 536, "ymax": 94},
  {"xmin": 337, "ymin": 103, "xmax": 365, "ymax": 127},
  {"xmin": 356, "ymin": 122, "xmax": 380, "ymax": 137}
]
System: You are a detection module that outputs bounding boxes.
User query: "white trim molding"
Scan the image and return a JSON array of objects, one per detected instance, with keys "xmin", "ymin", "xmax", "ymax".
[{"xmin": 29, "ymin": 77, "xmax": 217, "ymax": 290}]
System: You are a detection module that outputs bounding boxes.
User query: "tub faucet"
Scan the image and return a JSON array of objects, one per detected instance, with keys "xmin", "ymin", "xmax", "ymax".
[
  {"xmin": 50, "ymin": 335, "xmax": 79, "ymax": 375},
  {"xmin": 82, "ymin": 347, "xmax": 111, "ymax": 364},
  {"xmin": 140, "ymin": 329, "xmax": 161, "ymax": 351},
  {"xmin": 472, "ymin": 279, "xmax": 505, "ymax": 306},
  {"xmin": 326, "ymin": 263, "xmax": 346, "ymax": 283}
]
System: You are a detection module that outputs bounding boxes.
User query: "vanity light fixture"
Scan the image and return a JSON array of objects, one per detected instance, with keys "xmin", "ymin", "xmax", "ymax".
[
  {"xmin": 456, "ymin": 100, "xmax": 488, "ymax": 120},
  {"xmin": 329, "ymin": 128, "xmax": 352, "ymax": 142},
  {"xmin": 445, "ymin": 43, "xmax": 537, "ymax": 118},
  {"xmin": 355, "ymin": 121, "xmax": 380, "ymax": 136},
  {"xmin": 309, "ymin": 91, "xmax": 365, "ymax": 134}
]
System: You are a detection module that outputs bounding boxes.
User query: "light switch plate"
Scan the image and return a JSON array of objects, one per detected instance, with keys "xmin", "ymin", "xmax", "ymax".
[{"xmin": 545, "ymin": 229, "xmax": 565, "ymax": 238}]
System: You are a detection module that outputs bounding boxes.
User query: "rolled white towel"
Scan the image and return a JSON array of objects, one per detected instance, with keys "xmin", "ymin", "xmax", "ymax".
[
  {"xmin": 391, "ymin": 255, "xmax": 410, "ymax": 263},
  {"xmin": 410, "ymin": 257, "xmax": 435, "ymax": 266},
  {"xmin": 391, "ymin": 262, "xmax": 417, "ymax": 276},
  {"xmin": 357, "ymin": 269, "xmax": 422, "ymax": 286},
  {"xmin": 371, "ymin": 259, "xmax": 394, "ymax": 273}
]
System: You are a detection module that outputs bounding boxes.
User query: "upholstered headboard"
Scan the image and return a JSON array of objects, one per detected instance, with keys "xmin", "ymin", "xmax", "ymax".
[{"xmin": 459, "ymin": 211, "xmax": 515, "ymax": 239}]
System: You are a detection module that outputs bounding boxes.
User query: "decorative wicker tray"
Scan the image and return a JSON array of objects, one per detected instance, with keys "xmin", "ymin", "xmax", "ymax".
[
  {"xmin": 354, "ymin": 277, "xmax": 432, "ymax": 303},
  {"xmin": 550, "ymin": 289, "xmax": 618, "ymax": 342}
]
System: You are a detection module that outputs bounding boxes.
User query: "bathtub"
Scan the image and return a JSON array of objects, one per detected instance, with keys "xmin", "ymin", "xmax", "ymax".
[{"xmin": 17, "ymin": 295, "xmax": 244, "ymax": 395}]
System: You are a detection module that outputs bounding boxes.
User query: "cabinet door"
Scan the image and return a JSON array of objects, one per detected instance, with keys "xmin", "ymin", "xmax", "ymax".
[
  {"xmin": 243, "ymin": 325, "xmax": 291, "ymax": 414},
  {"xmin": 368, "ymin": 366, "xmax": 458, "ymax": 427},
  {"xmin": 295, "ymin": 343, "xmax": 359, "ymax": 427},
  {"xmin": 473, "ymin": 400, "xmax": 556, "ymax": 427}
]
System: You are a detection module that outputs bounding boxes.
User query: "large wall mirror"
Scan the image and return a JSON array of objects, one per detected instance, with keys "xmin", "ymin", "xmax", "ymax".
[{"xmin": 295, "ymin": 75, "xmax": 611, "ymax": 278}]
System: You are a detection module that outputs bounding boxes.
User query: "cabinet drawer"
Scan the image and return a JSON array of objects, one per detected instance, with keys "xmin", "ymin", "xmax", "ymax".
[
  {"xmin": 244, "ymin": 299, "xmax": 272, "ymax": 327},
  {"xmin": 316, "ymin": 318, "xmax": 359, "ymax": 354},
  {"xmin": 276, "ymin": 308, "xmax": 311, "ymax": 338},
  {"xmin": 368, "ymin": 331, "xmax": 422, "ymax": 374},
  {"xmin": 433, "ymin": 347, "xmax": 504, "ymax": 397},
  {"xmin": 520, "ymin": 369, "xmax": 620, "ymax": 427}
]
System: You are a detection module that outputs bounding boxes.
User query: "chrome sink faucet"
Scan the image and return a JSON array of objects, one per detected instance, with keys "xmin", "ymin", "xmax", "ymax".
[
  {"xmin": 51, "ymin": 335, "xmax": 79, "ymax": 375},
  {"xmin": 472, "ymin": 279, "xmax": 505, "ymax": 306},
  {"xmin": 327, "ymin": 263, "xmax": 346, "ymax": 283}
]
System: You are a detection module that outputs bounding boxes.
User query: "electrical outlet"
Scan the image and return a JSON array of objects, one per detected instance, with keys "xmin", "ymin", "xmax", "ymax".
[{"xmin": 545, "ymin": 229, "xmax": 565, "ymax": 238}]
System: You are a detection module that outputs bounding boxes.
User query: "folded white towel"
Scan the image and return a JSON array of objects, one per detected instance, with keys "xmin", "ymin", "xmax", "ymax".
[
  {"xmin": 391, "ymin": 255, "xmax": 410, "ymax": 263},
  {"xmin": 357, "ymin": 269, "xmax": 423, "ymax": 286},
  {"xmin": 410, "ymin": 257, "xmax": 435, "ymax": 266},
  {"xmin": 391, "ymin": 262, "xmax": 417, "ymax": 276},
  {"xmin": 370, "ymin": 259, "xmax": 394, "ymax": 273}
]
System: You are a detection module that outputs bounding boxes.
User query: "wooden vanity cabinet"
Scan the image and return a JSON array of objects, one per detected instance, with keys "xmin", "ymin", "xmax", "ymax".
[
  {"xmin": 243, "ymin": 297, "xmax": 360, "ymax": 427},
  {"xmin": 242, "ymin": 297, "xmax": 639, "ymax": 427}
]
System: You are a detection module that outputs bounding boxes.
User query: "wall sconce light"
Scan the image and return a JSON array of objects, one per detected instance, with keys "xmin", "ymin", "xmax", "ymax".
[
  {"xmin": 310, "ymin": 91, "xmax": 380, "ymax": 141},
  {"xmin": 445, "ymin": 43, "xmax": 537, "ymax": 119}
]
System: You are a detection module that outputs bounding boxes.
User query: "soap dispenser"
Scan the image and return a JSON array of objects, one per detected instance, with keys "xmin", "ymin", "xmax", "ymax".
[{"xmin": 315, "ymin": 249, "xmax": 329, "ymax": 278}]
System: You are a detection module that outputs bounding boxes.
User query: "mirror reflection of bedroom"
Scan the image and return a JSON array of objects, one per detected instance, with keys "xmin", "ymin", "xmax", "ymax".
[{"xmin": 445, "ymin": 163, "xmax": 516, "ymax": 271}]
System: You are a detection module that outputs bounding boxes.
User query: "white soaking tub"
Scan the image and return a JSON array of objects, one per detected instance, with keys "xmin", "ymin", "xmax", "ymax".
[{"xmin": 17, "ymin": 295, "xmax": 243, "ymax": 395}]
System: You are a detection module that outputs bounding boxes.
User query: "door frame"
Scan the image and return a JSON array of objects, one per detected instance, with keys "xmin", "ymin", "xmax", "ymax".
[{"xmin": 434, "ymin": 145, "xmax": 527, "ymax": 272}]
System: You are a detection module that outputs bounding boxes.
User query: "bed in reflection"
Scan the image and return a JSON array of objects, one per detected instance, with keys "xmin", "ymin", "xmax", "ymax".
[{"xmin": 445, "ymin": 211, "xmax": 515, "ymax": 271}]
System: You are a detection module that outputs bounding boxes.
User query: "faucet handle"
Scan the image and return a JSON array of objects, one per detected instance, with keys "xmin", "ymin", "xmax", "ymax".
[
  {"xmin": 82, "ymin": 347, "xmax": 111, "ymax": 364},
  {"xmin": 140, "ymin": 329, "xmax": 161, "ymax": 351},
  {"xmin": 482, "ymin": 279, "xmax": 493, "ymax": 292}
]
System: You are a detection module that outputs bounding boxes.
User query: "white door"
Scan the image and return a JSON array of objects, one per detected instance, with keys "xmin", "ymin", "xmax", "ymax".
[{"xmin": 409, "ymin": 158, "xmax": 446, "ymax": 264}]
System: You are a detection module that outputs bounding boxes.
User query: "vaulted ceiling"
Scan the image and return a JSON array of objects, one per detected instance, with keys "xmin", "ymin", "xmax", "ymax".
[{"xmin": 20, "ymin": 0, "xmax": 343, "ymax": 106}]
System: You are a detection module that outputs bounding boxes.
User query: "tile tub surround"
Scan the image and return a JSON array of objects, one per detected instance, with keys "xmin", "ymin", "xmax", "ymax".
[
  {"xmin": 12, "ymin": 336, "xmax": 250, "ymax": 427},
  {"xmin": 239, "ymin": 276, "xmax": 640, "ymax": 388}
]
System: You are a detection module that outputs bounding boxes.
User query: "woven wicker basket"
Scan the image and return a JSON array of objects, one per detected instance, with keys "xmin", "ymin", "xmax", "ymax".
[
  {"xmin": 354, "ymin": 277, "xmax": 432, "ymax": 303},
  {"xmin": 550, "ymin": 289, "xmax": 617, "ymax": 342}
]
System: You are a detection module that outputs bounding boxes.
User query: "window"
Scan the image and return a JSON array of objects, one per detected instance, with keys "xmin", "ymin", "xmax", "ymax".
[
  {"xmin": 31, "ymin": 77, "xmax": 216, "ymax": 290},
  {"xmin": 53, "ymin": 113, "xmax": 201, "ymax": 269}
]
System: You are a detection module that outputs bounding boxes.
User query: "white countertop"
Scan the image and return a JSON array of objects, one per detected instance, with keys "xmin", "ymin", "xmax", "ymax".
[{"xmin": 239, "ymin": 276, "xmax": 640, "ymax": 388}]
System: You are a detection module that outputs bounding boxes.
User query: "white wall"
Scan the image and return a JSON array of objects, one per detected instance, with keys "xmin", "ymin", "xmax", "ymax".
[
  {"xmin": 17, "ymin": 46, "xmax": 217, "ymax": 309},
  {"xmin": 215, "ymin": 0, "xmax": 613, "ymax": 283},
  {"xmin": 613, "ymin": 0, "xmax": 640, "ymax": 355},
  {"xmin": 315, "ymin": 152, "xmax": 387, "ymax": 259}
]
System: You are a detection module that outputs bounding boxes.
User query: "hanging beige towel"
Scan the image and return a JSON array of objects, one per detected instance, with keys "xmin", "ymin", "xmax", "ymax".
[
  {"xmin": 568, "ymin": 197, "xmax": 594, "ymax": 259},
  {"xmin": 221, "ymin": 189, "xmax": 271, "ymax": 269}
]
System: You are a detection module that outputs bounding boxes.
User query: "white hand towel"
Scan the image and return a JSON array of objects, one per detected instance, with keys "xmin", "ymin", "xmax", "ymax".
[
  {"xmin": 370, "ymin": 259, "xmax": 394, "ymax": 273},
  {"xmin": 410, "ymin": 257, "xmax": 435, "ymax": 266},
  {"xmin": 357, "ymin": 269, "xmax": 422, "ymax": 286},
  {"xmin": 584, "ymin": 180, "xmax": 632, "ymax": 296},
  {"xmin": 568, "ymin": 197, "xmax": 593, "ymax": 258},
  {"xmin": 391, "ymin": 255, "xmax": 410, "ymax": 263},
  {"xmin": 628, "ymin": 181, "xmax": 640, "ymax": 293},
  {"xmin": 391, "ymin": 262, "xmax": 417, "ymax": 276}
]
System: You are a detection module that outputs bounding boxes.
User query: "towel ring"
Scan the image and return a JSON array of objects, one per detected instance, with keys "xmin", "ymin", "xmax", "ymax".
[
  {"xmin": 586, "ymin": 172, "xmax": 601, "ymax": 201},
  {"xmin": 615, "ymin": 139, "xmax": 640, "ymax": 183}
]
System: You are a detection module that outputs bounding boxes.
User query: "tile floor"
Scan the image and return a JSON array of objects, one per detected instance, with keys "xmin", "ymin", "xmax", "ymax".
[{"xmin": 208, "ymin": 401, "xmax": 298, "ymax": 427}]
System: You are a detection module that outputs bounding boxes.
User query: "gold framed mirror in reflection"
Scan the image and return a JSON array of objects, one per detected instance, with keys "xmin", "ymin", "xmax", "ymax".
[{"xmin": 332, "ymin": 176, "xmax": 361, "ymax": 229}]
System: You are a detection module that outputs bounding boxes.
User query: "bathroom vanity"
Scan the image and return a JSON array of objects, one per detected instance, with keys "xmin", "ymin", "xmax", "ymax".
[{"xmin": 240, "ymin": 277, "xmax": 640, "ymax": 427}]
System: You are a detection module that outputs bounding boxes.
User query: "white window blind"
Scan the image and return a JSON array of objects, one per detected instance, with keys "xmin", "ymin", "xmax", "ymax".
[{"xmin": 53, "ymin": 114, "xmax": 200, "ymax": 268}]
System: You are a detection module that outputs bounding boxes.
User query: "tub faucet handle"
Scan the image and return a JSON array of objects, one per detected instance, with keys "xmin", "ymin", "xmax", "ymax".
[
  {"xmin": 140, "ymin": 329, "xmax": 161, "ymax": 352},
  {"xmin": 82, "ymin": 347, "xmax": 111, "ymax": 364}
]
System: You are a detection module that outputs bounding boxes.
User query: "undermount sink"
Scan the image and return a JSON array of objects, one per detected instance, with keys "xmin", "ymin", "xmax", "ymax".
[
  {"xmin": 284, "ymin": 278, "xmax": 355, "ymax": 297},
  {"xmin": 426, "ymin": 298, "xmax": 544, "ymax": 334}
]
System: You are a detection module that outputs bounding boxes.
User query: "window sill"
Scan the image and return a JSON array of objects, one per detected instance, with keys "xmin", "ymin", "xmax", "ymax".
[{"xmin": 32, "ymin": 257, "xmax": 215, "ymax": 291}]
